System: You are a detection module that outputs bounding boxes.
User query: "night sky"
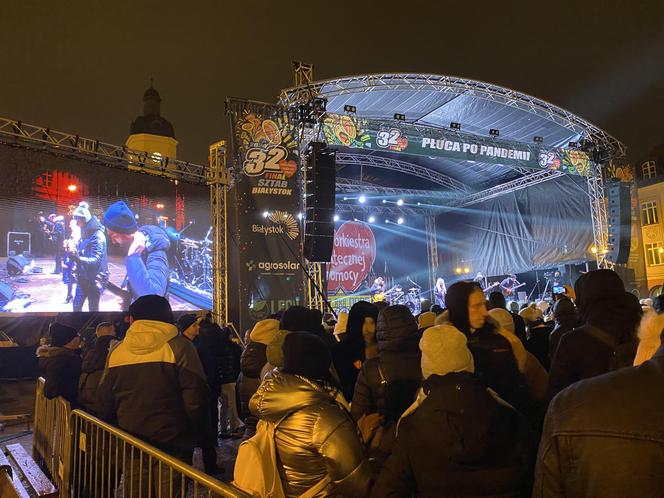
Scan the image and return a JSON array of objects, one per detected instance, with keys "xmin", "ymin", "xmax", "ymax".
[{"xmin": 1, "ymin": 1, "xmax": 663, "ymax": 165}]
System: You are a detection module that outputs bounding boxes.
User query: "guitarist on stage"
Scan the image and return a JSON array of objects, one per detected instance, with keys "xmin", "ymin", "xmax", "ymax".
[
  {"xmin": 370, "ymin": 277, "xmax": 385, "ymax": 302},
  {"xmin": 103, "ymin": 201, "xmax": 171, "ymax": 307},
  {"xmin": 500, "ymin": 274, "xmax": 522, "ymax": 298}
]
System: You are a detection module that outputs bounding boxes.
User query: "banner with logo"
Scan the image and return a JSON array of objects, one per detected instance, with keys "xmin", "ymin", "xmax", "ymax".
[
  {"xmin": 228, "ymin": 99, "xmax": 304, "ymax": 329},
  {"xmin": 321, "ymin": 113, "xmax": 592, "ymax": 176}
]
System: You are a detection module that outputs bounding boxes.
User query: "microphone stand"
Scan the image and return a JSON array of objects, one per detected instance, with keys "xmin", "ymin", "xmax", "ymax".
[{"xmin": 527, "ymin": 271, "xmax": 539, "ymax": 301}]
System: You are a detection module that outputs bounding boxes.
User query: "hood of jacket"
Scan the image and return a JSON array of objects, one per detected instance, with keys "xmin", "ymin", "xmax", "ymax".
[
  {"xmin": 140, "ymin": 225, "xmax": 170, "ymax": 253},
  {"xmin": 634, "ymin": 310, "xmax": 664, "ymax": 366},
  {"xmin": 250, "ymin": 371, "xmax": 339, "ymax": 423},
  {"xmin": 81, "ymin": 216, "xmax": 104, "ymax": 240},
  {"xmin": 122, "ymin": 319, "xmax": 178, "ymax": 355},
  {"xmin": 377, "ymin": 305, "xmax": 419, "ymax": 352}
]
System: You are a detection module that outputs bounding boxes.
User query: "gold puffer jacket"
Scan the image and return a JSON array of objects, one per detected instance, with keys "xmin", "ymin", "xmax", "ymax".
[{"xmin": 249, "ymin": 371, "xmax": 371, "ymax": 497}]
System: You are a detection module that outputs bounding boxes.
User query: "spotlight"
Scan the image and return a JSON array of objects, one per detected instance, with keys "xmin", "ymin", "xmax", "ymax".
[
  {"xmin": 262, "ymin": 211, "xmax": 269, "ymax": 218},
  {"xmin": 343, "ymin": 196, "xmax": 348, "ymax": 201},
  {"xmin": 455, "ymin": 267, "xmax": 462, "ymax": 274},
  {"xmin": 333, "ymin": 214, "xmax": 340, "ymax": 222},
  {"xmin": 417, "ymin": 202, "xmax": 421, "ymax": 206},
  {"xmin": 382, "ymin": 199, "xmax": 387, "ymax": 204},
  {"xmin": 67, "ymin": 184, "xmax": 78, "ymax": 192},
  {"xmin": 368, "ymin": 216, "xmax": 375, "ymax": 223},
  {"xmin": 450, "ymin": 122, "xmax": 461, "ymax": 130},
  {"xmin": 397, "ymin": 217, "xmax": 404, "ymax": 225},
  {"xmin": 358, "ymin": 195, "xmax": 366, "ymax": 204},
  {"xmin": 297, "ymin": 212, "xmax": 303, "ymax": 220},
  {"xmin": 489, "ymin": 129, "xmax": 500, "ymax": 137},
  {"xmin": 590, "ymin": 245, "xmax": 598, "ymax": 254},
  {"xmin": 156, "ymin": 203, "xmax": 164, "ymax": 210},
  {"xmin": 396, "ymin": 199, "xmax": 404, "ymax": 206},
  {"xmin": 353, "ymin": 218, "xmax": 359, "ymax": 222},
  {"xmin": 394, "ymin": 113, "xmax": 406, "ymax": 121},
  {"xmin": 344, "ymin": 104, "xmax": 357, "ymax": 113},
  {"xmin": 533, "ymin": 136, "xmax": 544, "ymax": 143},
  {"xmin": 463, "ymin": 267, "xmax": 470, "ymax": 274},
  {"xmin": 385, "ymin": 219, "xmax": 389, "ymax": 223}
]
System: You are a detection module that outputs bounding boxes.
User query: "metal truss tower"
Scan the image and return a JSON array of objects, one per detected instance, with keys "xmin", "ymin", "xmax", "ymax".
[
  {"xmin": 208, "ymin": 141, "xmax": 230, "ymax": 324},
  {"xmin": 425, "ymin": 216, "xmax": 439, "ymax": 291}
]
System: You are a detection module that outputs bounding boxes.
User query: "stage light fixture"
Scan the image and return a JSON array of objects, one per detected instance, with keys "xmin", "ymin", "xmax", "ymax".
[
  {"xmin": 397, "ymin": 217, "xmax": 404, "ymax": 225},
  {"xmin": 417, "ymin": 202, "xmax": 421, "ymax": 206},
  {"xmin": 382, "ymin": 199, "xmax": 387, "ymax": 204},
  {"xmin": 67, "ymin": 184, "xmax": 78, "ymax": 192},
  {"xmin": 353, "ymin": 218, "xmax": 359, "ymax": 222},
  {"xmin": 333, "ymin": 214, "xmax": 340, "ymax": 222},
  {"xmin": 358, "ymin": 195, "xmax": 366, "ymax": 204},
  {"xmin": 450, "ymin": 122, "xmax": 461, "ymax": 130},
  {"xmin": 568, "ymin": 141, "xmax": 578, "ymax": 148},
  {"xmin": 533, "ymin": 136, "xmax": 544, "ymax": 143},
  {"xmin": 385, "ymin": 219, "xmax": 389, "ymax": 223},
  {"xmin": 343, "ymin": 196, "xmax": 348, "ymax": 201},
  {"xmin": 489, "ymin": 129, "xmax": 500, "ymax": 137},
  {"xmin": 156, "ymin": 203, "xmax": 164, "ymax": 210},
  {"xmin": 463, "ymin": 267, "xmax": 470, "ymax": 274},
  {"xmin": 262, "ymin": 211, "xmax": 269, "ymax": 218},
  {"xmin": 394, "ymin": 113, "xmax": 406, "ymax": 121},
  {"xmin": 397, "ymin": 199, "xmax": 404, "ymax": 206},
  {"xmin": 455, "ymin": 267, "xmax": 462, "ymax": 274},
  {"xmin": 297, "ymin": 212, "xmax": 303, "ymax": 220},
  {"xmin": 344, "ymin": 104, "xmax": 357, "ymax": 113},
  {"xmin": 590, "ymin": 245, "xmax": 598, "ymax": 254},
  {"xmin": 368, "ymin": 216, "xmax": 375, "ymax": 223}
]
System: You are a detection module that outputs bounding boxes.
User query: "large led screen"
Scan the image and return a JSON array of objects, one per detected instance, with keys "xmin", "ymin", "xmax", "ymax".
[{"xmin": 0, "ymin": 145, "xmax": 211, "ymax": 312}]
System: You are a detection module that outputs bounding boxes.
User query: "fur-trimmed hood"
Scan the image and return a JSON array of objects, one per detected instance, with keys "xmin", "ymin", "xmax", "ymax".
[{"xmin": 634, "ymin": 311, "xmax": 664, "ymax": 366}]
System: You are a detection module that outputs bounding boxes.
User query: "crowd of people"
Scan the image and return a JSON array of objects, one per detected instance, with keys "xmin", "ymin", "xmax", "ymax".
[{"xmin": 35, "ymin": 268, "xmax": 664, "ymax": 497}]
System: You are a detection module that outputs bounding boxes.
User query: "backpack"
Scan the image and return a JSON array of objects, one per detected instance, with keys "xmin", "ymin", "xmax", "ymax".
[
  {"xmin": 233, "ymin": 418, "xmax": 332, "ymax": 498},
  {"xmin": 584, "ymin": 326, "xmax": 637, "ymax": 371}
]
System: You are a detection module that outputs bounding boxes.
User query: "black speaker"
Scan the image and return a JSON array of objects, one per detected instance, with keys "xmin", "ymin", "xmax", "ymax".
[
  {"xmin": 7, "ymin": 255, "xmax": 31, "ymax": 276},
  {"xmin": 304, "ymin": 142, "xmax": 336, "ymax": 262},
  {"xmin": 606, "ymin": 180, "xmax": 631, "ymax": 265},
  {"xmin": 0, "ymin": 281, "xmax": 14, "ymax": 305}
]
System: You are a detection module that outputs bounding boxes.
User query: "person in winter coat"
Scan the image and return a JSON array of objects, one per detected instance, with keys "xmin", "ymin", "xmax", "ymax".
[
  {"xmin": 519, "ymin": 304, "xmax": 553, "ymax": 370},
  {"xmin": 351, "ymin": 305, "xmax": 422, "ymax": 465},
  {"xmin": 47, "ymin": 213, "xmax": 66, "ymax": 274},
  {"xmin": 249, "ymin": 332, "xmax": 372, "ymax": 498},
  {"xmin": 103, "ymin": 200, "xmax": 171, "ymax": 302},
  {"xmin": 548, "ymin": 269, "xmax": 642, "ymax": 400},
  {"xmin": 548, "ymin": 297, "xmax": 578, "ymax": 362},
  {"xmin": 70, "ymin": 202, "xmax": 107, "ymax": 312},
  {"xmin": 217, "ymin": 326, "xmax": 243, "ymax": 438},
  {"xmin": 78, "ymin": 322, "xmax": 116, "ymax": 414},
  {"xmin": 371, "ymin": 325, "xmax": 536, "ymax": 498},
  {"xmin": 37, "ymin": 322, "xmax": 82, "ymax": 404},
  {"xmin": 237, "ymin": 318, "xmax": 279, "ymax": 433},
  {"xmin": 98, "ymin": 295, "xmax": 207, "ymax": 497},
  {"xmin": 332, "ymin": 301, "xmax": 379, "ymax": 402},
  {"xmin": 488, "ymin": 291, "xmax": 527, "ymax": 344},
  {"xmin": 534, "ymin": 328, "xmax": 664, "ymax": 497},
  {"xmin": 279, "ymin": 305, "xmax": 337, "ymax": 353}
]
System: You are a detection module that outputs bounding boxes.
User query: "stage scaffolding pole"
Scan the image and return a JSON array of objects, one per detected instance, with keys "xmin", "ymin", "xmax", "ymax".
[
  {"xmin": 208, "ymin": 141, "xmax": 230, "ymax": 324},
  {"xmin": 426, "ymin": 216, "xmax": 439, "ymax": 292},
  {"xmin": 587, "ymin": 161, "xmax": 611, "ymax": 269}
]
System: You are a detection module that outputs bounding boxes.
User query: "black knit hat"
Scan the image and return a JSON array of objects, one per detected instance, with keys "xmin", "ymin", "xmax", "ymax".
[
  {"xmin": 49, "ymin": 322, "xmax": 78, "ymax": 347},
  {"xmin": 177, "ymin": 314, "xmax": 198, "ymax": 333},
  {"xmin": 282, "ymin": 332, "xmax": 331, "ymax": 381},
  {"xmin": 128, "ymin": 295, "xmax": 174, "ymax": 324}
]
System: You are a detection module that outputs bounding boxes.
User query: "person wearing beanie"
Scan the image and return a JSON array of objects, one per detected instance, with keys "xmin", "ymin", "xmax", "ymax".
[
  {"xmin": 371, "ymin": 325, "xmax": 535, "ymax": 498},
  {"xmin": 98, "ymin": 295, "xmax": 208, "ymax": 492},
  {"xmin": 417, "ymin": 311, "xmax": 436, "ymax": 333},
  {"xmin": 548, "ymin": 269, "xmax": 643, "ymax": 400},
  {"xmin": 37, "ymin": 322, "xmax": 82, "ymax": 404},
  {"xmin": 249, "ymin": 332, "xmax": 372, "ymax": 497},
  {"xmin": 69, "ymin": 201, "xmax": 107, "ymax": 312},
  {"xmin": 332, "ymin": 301, "xmax": 379, "ymax": 402},
  {"xmin": 279, "ymin": 305, "xmax": 337, "ymax": 354},
  {"xmin": 548, "ymin": 296, "xmax": 578, "ymax": 362},
  {"xmin": 103, "ymin": 200, "xmax": 171, "ymax": 303},
  {"xmin": 178, "ymin": 313, "xmax": 202, "ymax": 341},
  {"xmin": 520, "ymin": 303, "xmax": 553, "ymax": 370},
  {"xmin": 352, "ymin": 305, "xmax": 423, "ymax": 468},
  {"xmin": 238, "ymin": 318, "xmax": 280, "ymax": 435},
  {"xmin": 489, "ymin": 291, "xmax": 528, "ymax": 344}
]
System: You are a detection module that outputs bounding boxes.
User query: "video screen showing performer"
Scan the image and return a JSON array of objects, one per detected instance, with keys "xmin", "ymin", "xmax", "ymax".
[{"xmin": 0, "ymin": 147, "xmax": 211, "ymax": 313}]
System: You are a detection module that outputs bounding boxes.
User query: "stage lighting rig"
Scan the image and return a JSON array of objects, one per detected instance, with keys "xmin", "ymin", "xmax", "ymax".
[
  {"xmin": 394, "ymin": 113, "xmax": 406, "ymax": 121},
  {"xmin": 489, "ymin": 129, "xmax": 500, "ymax": 137},
  {"xmin": 450, "ymin": 122, "xmax": 461, "ymax": 130},
  {"xmin": 344, "ymin": 104, "xmax": 357, "ymax": 113}
]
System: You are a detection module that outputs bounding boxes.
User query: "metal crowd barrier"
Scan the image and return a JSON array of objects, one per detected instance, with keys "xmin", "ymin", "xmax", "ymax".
[{"xmin": 33, "ymin": 378, "xmax": 249, "ymax": 498}]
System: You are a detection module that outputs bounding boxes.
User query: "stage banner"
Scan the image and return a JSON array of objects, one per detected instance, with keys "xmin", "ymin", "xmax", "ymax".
[
  {"xmin": 228, "ymin": 99, "xmax": 305, "ymax": 328},
  {"xmin": 322, "ymin": 113, "xmax": 592, "ymax": 176}
]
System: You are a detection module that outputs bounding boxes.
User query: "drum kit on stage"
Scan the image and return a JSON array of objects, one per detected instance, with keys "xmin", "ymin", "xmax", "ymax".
[
  {"xmin": 170, "ymin": 226, "xmax": 213, "ymax": 294},
  {"xmin": 375, "ymin": 283, "xmax": 422, "ymax": 315}
]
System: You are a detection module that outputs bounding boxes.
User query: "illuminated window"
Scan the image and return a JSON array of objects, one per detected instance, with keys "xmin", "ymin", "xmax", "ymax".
[
  {"xmin": 643, "ymin": 161, "xmax": 657, "ymax": 179},
  {"xmin": 645, "ymin": 242, "xmax": 664, "ymax": 266},
  {"xmin": 642, "ymin": 200, "xmax": 659, "ymax": 226}
]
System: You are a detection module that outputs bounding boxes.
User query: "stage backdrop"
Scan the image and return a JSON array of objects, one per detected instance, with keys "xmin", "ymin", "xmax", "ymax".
[
  {"xmin": 326, "ymin": 220, "xmax": 429, "ymax": 313},
  {"xmin": 0, "ymin": 144, "xmax": 210, "ymax": 313},
  {"xmin": 227, "ymin": 100, "xmax": 305, "ymax": 331}
]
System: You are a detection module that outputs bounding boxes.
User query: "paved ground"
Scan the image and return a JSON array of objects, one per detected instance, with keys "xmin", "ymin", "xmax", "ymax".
[
  {"xmin": 0, "ymin": 378, "xmax": 243, "ymax": 486},
  {"xmin": 0, "ymin": 257, "xmax": 198, "ymax": 312}
]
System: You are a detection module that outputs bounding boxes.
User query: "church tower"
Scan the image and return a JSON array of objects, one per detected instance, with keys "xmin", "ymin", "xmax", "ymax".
[{"xmin": 126, "ymin": 82, "xmax": 178, "ymax": 159}]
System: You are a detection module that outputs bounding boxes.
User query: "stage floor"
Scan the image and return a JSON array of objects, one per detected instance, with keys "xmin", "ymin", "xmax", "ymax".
[{"xmin": 0, "ymin": 256, "xmax": 198, "ymax": 312}]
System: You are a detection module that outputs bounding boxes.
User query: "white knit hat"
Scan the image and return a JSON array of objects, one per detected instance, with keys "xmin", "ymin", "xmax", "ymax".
[
  {"xmin": 419, "ymin": 325, "xmax": 474, "ymax": 379},
  {"xmin": 72, "ymin": 201, "xmax": 92, "ymax": 222},
  {"xmin": 488, "ymin": 308, "xmax": 515, "ymax": 334}
]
